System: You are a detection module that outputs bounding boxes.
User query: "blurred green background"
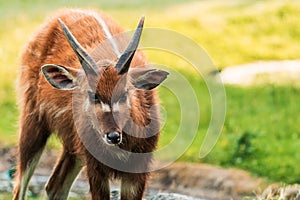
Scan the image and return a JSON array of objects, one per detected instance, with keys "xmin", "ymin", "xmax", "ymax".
[{"xmin": 1, "ymin": 0, "xmax": 300, "ymax": 193}]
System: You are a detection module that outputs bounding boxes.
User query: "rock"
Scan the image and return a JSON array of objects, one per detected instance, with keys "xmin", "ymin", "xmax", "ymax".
[
  {"xmin": 150, "ymin": 193, "xmax": 203, "ymax": 200},
  {"xmin": 259, "ymin": 184, "xmax": 300, "ymax": 200},
  {"xmin": 0, "ymin": 172, "xmax": 13, "ymax": 193}
]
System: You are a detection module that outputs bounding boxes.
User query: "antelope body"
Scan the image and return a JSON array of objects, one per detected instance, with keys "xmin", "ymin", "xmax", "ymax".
[{"xmin": 13, "ymin": 9, "xmax": 168, "ymax": 200}]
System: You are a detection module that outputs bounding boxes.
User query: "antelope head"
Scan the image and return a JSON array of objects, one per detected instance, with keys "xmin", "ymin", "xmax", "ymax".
[{"xmin": 41, "ymin": 17, "xmax": 169, "ymax": 146}]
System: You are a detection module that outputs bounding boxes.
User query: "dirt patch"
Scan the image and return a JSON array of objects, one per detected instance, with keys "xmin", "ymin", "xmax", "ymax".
[{"xmin": 151, "ymin": 162, "xmax": 266, "ymax": 199}]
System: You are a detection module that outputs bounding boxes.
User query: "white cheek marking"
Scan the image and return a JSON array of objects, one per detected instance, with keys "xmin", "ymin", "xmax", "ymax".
[
  {"xmin": 101, "ymin": 102, "xmax": 111, "ymax": 112},
  {"xmin": 112, "ymin": 102, "xmax": 120, "ymax": 112},
  {"xmin": 127, "ymin": 97, "xmax": 131, "ymax": 108},
  {"xmin": 84, "ymin": 98, "xmax": 90, "ymax": 112}
]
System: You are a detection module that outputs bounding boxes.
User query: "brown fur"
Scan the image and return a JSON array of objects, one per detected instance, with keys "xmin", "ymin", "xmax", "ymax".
[{"xmin": 14, "ymin": 9, "xmax": 163, "ymax": 200}]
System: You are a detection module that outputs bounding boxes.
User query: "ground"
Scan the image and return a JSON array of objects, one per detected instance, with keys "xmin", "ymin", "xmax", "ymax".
[{"xmin": 0, "ymin": 146, "xmax": 266, "ymax": 200}]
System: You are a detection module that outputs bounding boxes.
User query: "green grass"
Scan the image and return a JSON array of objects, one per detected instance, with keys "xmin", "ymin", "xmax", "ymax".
[
  {"xmin": 1, "ymin": 0, "xmax": 300, "ymax": 192},
  {"xmin": 203, "ymin": 85, "xmax": 300, "ymax": 183}
]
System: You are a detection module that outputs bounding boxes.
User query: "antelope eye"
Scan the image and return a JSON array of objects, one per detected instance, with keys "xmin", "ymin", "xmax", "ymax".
[
  {"xmin": 88, "ymin": 91, "xmax": 100, "ymax": 104},
  {"xmin": 119, "ymin": 93, "xmax": 127, "ymax": 103}
]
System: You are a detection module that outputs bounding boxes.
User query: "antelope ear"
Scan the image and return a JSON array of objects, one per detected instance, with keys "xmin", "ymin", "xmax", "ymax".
[
  {"xmin": 132, "ymin": 69, "xmax": 169, "ymax": 90},
  {"xmin": 41, "ymin": 64, "xmax": 79, "ymax": 90}
]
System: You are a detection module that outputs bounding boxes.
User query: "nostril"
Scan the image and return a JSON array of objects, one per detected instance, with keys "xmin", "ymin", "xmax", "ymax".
[{"xmin": 106, "ymin": 131, "xmax": 121, "ymax": 145}]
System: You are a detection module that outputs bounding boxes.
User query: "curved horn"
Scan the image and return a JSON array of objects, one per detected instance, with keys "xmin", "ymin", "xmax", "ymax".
[
  {"xmin": 58, "ymin": 18, "xmax": 98, "ymax": 76},
  {"xmin": 115, "ymin": 16, "xmax": 145, "ymax": 75}
]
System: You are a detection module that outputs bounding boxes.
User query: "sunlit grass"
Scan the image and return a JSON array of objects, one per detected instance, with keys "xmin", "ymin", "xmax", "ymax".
[{"xmin": 202, "ymin": 85, "xmax": 300, "ymax": 183}]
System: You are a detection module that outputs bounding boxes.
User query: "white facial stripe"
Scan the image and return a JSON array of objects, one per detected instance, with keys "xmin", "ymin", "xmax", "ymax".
[
  {"xmin": 112, "ymin": 102, "xmax": 120, "ymax": 112},
  {"xmin": 101, "ymin": 101, "xmax": 111, "ymax": 112}
]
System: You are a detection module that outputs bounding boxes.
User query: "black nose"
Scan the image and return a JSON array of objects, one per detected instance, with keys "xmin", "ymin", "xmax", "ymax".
[{"xmin": 106, "ymin": 132, "xmax": 121, "ymax": 145}]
